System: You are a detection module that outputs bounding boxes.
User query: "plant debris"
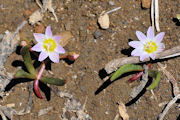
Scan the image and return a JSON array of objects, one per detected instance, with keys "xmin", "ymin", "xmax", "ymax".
[
  {"xmin": 0, "ymin": 21, "xmax": 27, "ymax": 97},
  {"xmin": 118, "ymin": 102, "xmax": 129, "ymax": 120}
]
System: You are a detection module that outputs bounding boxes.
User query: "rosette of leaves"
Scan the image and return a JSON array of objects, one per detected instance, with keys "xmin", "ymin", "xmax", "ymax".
[
  {"xmin": 14, "ymin": 46, "xmax": 66, "ymax": 86},
  {"xmin": 110, "ymin": 64, "xmax": 161, "ymax": 90}
]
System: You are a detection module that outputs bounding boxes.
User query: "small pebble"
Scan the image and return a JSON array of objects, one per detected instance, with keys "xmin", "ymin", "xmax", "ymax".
[
  {"xmin": 51, "ymin": 17, "xmax": 55, "ymax": 21},
  {"xmin": 142, "ymin": 0, "xmax": 151, "ymax": 9},
  {"xmin": 105, "ymin": 111, "xmax": 109, "ymax": 115},
  {"xmin": 72, "ymin": 75, "xmax": 77, "ymax": 79},
  {"xmin": 98, "ymin": 12, "xmax": 110, "ymax": 29},
  {"xmin": 108, "ymin": 1, "xmax": 115, "ymax": 6},
  {"xmin": 19, "ymin": 102, "xmax": 22, "ymax": 107},
  {"xmin": 94, "ymin": 31, "xmax": 103, "ymax": 39}
]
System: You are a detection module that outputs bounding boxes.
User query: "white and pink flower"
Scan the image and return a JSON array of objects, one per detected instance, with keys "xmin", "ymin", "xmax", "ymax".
[
  {"xmin": 129, "ymin": 26, "xmax": 165, "ymax": 61},
  {"xmin": 31, "ymin": 26, "xmax": 65, "ymax": 63}
]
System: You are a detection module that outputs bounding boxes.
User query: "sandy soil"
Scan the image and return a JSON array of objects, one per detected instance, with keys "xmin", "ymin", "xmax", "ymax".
[{"xmin": 0, "ymin": 0, "xmax": 180, "ymax": 120}]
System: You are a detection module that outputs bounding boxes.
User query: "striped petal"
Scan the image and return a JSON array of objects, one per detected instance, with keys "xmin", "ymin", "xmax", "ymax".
[
  {"xmin": 139, "ymin": 54, "xmax": 149, "ymax": 61},
  {"xmin": 49, "ymin": 52, "xmax": 59, "ymax": 63},
  {"xmin": 136, "ymin": 31, "xmax": 147, "ymax": 42},
  {"xmin": 39, "ymin": 51, "xmax": 48, "ymax": 61},
  {"xmin": 55, "ymin": 45, "xmax": 65, "ymax": 54},
  {"xmin": 53, "ymin": 35, "xmax": 61, "ymax": 43},
  {"xmin": 33, "ymin": 33, "xmax": 45, "ymax": 43},
  {"xmin": 155, "ymin": 32, "xmax": 165, "ymax": 43},
  {"xmin": 31, "ymin": 43, "xmax": 42, "ymax": 52},
  {"xmin": 147, "ymin": 26, "xmax": 154, "ymax": 39},
  {"xmin": 128, "ymin": 41, "xmax": 142, "ymax": 48},
  {"xmin": 45, "ymin": 26, "xmax": 52, "ymax": 38}
]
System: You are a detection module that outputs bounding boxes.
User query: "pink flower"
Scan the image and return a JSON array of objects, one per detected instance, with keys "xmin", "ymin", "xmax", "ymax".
[
  {"xmin": 31, "ymin": 26, "xmax": 65, "ymax": 63},
  {"xmin": 128, "ymin": 26, "xmax": 165, "ymax": 61}
]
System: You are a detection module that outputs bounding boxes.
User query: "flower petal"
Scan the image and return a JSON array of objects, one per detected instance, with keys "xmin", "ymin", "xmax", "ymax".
[
  {"xmin": 39, "ymin": 51, "xmax": 48, "ymax": 61},
  {"xmin": 128, "ymin": 41, "xmax": 142, "ymax": 48},
  {"xmin": 155, "ymin": 32, "xmax": 165, "ymax": 43},
  {"xmin": 136, "ymin": 31, "xmax": 147, "ymax": 42},
  {"xmin": 53, "ymin": 35, "xmax": 61, "ymax": 43},
  {"xmin": 31, "ymin": 43, "xmax": 42, "ymax": 52},
  {"xmin": 33, "ymin": 33, "xmax": 45, "ymax": 43},
  {"xmin": 45, "ymin": 26, "xmax": 52, "ymax": 38},
  {"xmin": 147, "ymin": 26, "xmax": 154, "ymax": 39},
  {"xmin": 131, "ymin": 49, "xmax": 142, "ymax": 56},
  {"xmin": 139, "ymin": 54, "xmax": 149, "ymax": 61},
  {"xmin": 49, "ymin": 52, "xmax": 59, "ymax": 63},
  {"xmin": 157, "ymin": 43, "xmax": 165, "ymax": 52},
  {"xmin": 149, "ymin": 53, "xmax": 156, "ymax": 60},
  {"xmin": 55, "ymin": 45, "xmax": 65, "ymax": 54}
]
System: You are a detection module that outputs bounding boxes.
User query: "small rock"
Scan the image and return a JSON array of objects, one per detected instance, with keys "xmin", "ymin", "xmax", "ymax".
[
  {"xmin": 142, "ymin": 0, "xmax": 151, "ymax": 9},
  {"xmin": 72, "ymin": 75, "xmax": 77, "ymax": 79},
  {"xmin": 38, "ymin": 107, "xmax": 53, "ymax": 117},
  {"xmin": 59, "ymin": 31, "xmax": 73, "ymax": 47},
  {"xmin": 50, "ymin": 17, "xmax": 55, "ymax": 21},
  {"xmin": 94, "ymin": 31, "xmax": 102, "ymax": 39},
  {"xmin": 34, "ymin": 24, "xmax": 45, "ymax": 33},
  {"xmin": 29, "ymin": 10, "xmax": 44, "ymax": 25},
  {"xmin": 108, "ymin": 1, "xmax": 115, "ymax": 6},
  {"xmin": 98, "ymin": 11, "xmax": 110, "ymax": 29}
]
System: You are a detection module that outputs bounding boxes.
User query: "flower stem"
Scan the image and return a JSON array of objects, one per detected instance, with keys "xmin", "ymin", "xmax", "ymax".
[{"xmin": 34, "ymin": 62, "xmax": 45, "ymax": 99}]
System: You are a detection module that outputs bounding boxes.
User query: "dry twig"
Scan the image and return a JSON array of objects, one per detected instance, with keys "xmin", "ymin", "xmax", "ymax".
[
  {"xmin": 158, "ymin": 94, "xmax": 180, "ymax": 120},
  {"xmin": 38, "ymin": 107, "xmax": 53, "ymax": 117},
  {"xmin": 151, "ymin": 0, "xmax": 160, "ymax": 31},
  {"xmin": 157, "ymin": 63, "xmax": 180, "ymax": 96},
  {"xmin": 154, "ymin": 0, "xmax": 160, "ymax": 32},
  {"xmin": 151, "ymin": 0, "xmax": 155, "ymax": 30},
  {"xmin": 118, "ymin": 102, "xmax": 129, "ymax": 120},
  {"xmin": 105, "ymin": 46, "xmax": 180, "ymax": 74}
]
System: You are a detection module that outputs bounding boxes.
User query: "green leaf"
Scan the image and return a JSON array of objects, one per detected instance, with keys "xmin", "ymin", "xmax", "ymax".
[
  {"xmin": 14, "ymin": 69, "xmax": 35, "ymax": 79},
  {"xmin": 110, "ymin": 64, "xmax": 143, "ymax": 81},
  {"xmin": 147, "ymin": 70, "xmax": 161, "ymax": 90},
  {"xmin": 20, "ymin": 46, "xmax": 36, "ymax": 76},
  {"xmin": 40, "ymin": 77, "xmax": 66, "ymax": 86}
]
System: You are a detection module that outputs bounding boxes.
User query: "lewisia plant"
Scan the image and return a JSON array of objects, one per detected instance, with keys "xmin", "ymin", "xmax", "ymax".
[
  {"xmin": 129, "ymin": 26, "xmax": 165, "ymax": 61},
  {"xmin": 15, "ymin": 26, "xmax": 80, "ymax": 99}
]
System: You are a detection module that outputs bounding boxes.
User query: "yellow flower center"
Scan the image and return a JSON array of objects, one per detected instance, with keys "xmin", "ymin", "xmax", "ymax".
[
  {"xmin": 43, "ymin": 38, "xmax": 56, "ymax": 52},
  {"xmin": 144, "ymin": 41, "xmax": 157, "ymax": 53}
]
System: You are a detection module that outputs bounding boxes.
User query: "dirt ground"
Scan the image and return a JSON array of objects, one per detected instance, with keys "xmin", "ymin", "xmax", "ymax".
[{"xmin": 0, "ymin": 0, "xmax": 180, "ymax": 120}]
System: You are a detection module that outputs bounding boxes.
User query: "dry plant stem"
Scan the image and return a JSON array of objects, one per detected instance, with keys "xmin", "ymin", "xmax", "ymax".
[
  {"xmin": 118, "ymin": 102, "xmax": 129, "ymax": 120},
  {"xmin": 105, "ymin": 46, "xmax": 180, "ymax": 74},
  {"xmin": 34, "ymin": 63, "xmax": 46, "ymax": 99},
  {"xmin": 0, "ymin": 110, "xmax": 7, "ymax": 120},
  {"xmin": 130, "ymin": 65, "xmax": 148, "ymax": 98},
  {"xmin": 157, "ymin": 63, "xmax": 180, "ymax": 96},
  {"xmin": 106, "ymin": 7, "xmax": 121, "ymax": 14},
  {"xmin": 158, "ymin": 94, "xmax": 180, "ymax": 120},
  {"xmin": 151, "ymin": 0, "xmax": 155, "ymax": 29},
  {"xmin": 155, "ymin": 0, "xmax": 160, "ymax": 32},
  {"xmin": 42, "ymin": 0, "xmax": 58, "ymax": 22},
  {"xmin": 36, "ymin": 0, "xmax": 42, "ymax": 9},
  {"xmin": 113, "ymin": 114, "xmax": 120, "ymax": 120}
]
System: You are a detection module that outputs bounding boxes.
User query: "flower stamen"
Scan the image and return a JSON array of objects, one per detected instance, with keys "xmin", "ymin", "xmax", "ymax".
[
  {"xmin": 144, "ymin": 41, "xmax": 157, "ymax": 54},
  {"xmin": 43, "ymin": 38, "xmax": 56, "ymax": 52}
]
